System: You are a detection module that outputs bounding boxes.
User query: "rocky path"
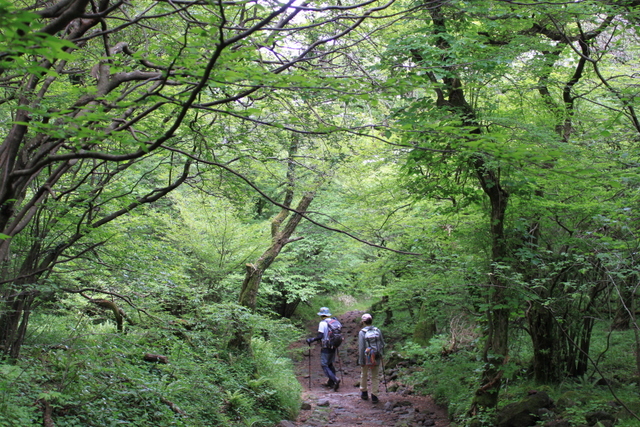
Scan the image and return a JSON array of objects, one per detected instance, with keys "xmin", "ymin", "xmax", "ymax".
[{"xmin": 284, "ymin": 310, "xmax": 451, "ymax": 427}]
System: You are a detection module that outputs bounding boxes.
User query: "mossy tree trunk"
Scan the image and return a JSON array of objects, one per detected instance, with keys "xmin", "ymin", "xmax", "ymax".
[
  {"xmin": 419, "ymin": 2, "xmax": 511, "ymax": 411},
  {"xmin": 230, "ymin": 191, "xmax": 315, "ymax": 351},
  {"xmin": 230, "ymin": 138, "xmax": 319, "ymax": 351},
  {"xmin": 470, "ymin": 163, "xmax": 509, "ymax": 411},
  {"xmin": 237, "ymin": 191, "xmax": 315, "ymax": 311}
]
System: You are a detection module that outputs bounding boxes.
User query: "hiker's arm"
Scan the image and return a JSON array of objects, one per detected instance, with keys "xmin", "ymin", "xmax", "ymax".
[{"xmin": 306, "ymin": 332, "xmax": 324, "ymax": 344}]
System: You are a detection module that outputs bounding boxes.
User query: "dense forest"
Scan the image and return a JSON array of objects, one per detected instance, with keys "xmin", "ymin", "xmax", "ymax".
[{"xmin": 0, "ymin": 0, "xmax": 639, "ymax": 426}]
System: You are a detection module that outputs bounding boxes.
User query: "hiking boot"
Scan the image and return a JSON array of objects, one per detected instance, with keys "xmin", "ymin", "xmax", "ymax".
[
  {"xmin": 361, "ymin": 391, "xmax": 369, "ymax": 400},
  {"xmin": 324, "ymin": 380, "xmax": 335, "ymax": 388},
  {"xmin": 371, "ymin": 394, "xmax": 379, "ymax": 403},
  {"xmin": 333, "ymin": 379, "xmax": 340, "ymax": 391}
]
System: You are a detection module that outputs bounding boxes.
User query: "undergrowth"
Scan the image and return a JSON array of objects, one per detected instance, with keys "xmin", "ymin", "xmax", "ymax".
[
  {"xmin": 0, "ymin": 303, "xmax": 301, "ymax": 427},
  {"xmin": 399, "ymin": 320, "xmax": 640, "ymax": 427}
]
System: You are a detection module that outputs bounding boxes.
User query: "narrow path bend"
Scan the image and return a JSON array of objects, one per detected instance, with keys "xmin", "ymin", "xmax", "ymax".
[{"xmin": 287, "ymin": 310, "xmax": 451, "ymax": 427}]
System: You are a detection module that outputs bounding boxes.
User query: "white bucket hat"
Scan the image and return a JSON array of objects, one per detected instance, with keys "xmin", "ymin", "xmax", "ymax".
[{"xmin": 317, "ymin": 307, "xmax": 332, "ymax": 316}]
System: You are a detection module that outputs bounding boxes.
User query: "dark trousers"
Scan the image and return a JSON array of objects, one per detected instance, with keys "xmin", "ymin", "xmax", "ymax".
[{"xmin": 320, "ymin": 348, "xmax": 338, "ymax": 382}]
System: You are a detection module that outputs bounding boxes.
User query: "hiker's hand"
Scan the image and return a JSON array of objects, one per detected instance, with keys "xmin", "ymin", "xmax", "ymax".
[{"xmin": 306, "ymin": 338, "xmax": 313, "ymax": 345}]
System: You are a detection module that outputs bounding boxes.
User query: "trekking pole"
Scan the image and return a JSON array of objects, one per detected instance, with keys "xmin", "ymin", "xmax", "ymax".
[
  {"xmin": 308, "ymin": 342, "xmax": 312, "ymax": 389},
  {"xmin": 377, "ymin": 335, "xmax": 387, "ymax": 393},
  {"xmin": 380, "ymin": 354, "xmax": 387, "ymax": 393}
]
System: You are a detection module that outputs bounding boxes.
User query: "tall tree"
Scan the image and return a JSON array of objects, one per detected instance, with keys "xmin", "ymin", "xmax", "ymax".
[
  {"xmin": 377, "ymin": 0, "xmax": 640, "ymax": 413},
  {"xmin": 0, "ymin": 0, "xmax": 398, "ymax": 358}
]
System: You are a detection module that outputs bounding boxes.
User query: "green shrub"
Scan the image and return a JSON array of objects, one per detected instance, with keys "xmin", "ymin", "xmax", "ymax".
[
  {"xmin": 0, "ymin": 364, "xmax": 39, "ymax": 427},
  {"xmin": 401, "ymin": 338, "xmax": 480, "ymax": 422},
  {"xmin": 251, "ymin": 337, "xmax": 302, "ymax": 420},
  {"xmin": 5, "ymin": 302, "xmax": 303, "ymax": 427}
]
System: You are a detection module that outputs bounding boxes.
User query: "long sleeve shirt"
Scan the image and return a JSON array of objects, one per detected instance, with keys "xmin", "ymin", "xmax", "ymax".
[{"xmin": 358, "ymin": 325, "xmax": 385, "ymax": 366}]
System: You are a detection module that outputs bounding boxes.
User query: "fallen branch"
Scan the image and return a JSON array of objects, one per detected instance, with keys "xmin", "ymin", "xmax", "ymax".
[
  {"xmin": 143, "ymin": 353, "xmax": 168, "ymax": 364},
  {"xmin": 161, "ymin": 397, "xmax": 186, "ymax": 415}
]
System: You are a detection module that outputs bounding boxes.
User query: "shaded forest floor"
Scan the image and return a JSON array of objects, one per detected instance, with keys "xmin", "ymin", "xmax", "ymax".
[{"xmin": 285, "ymin": 310, "xmax": 451, "ymax": 427}]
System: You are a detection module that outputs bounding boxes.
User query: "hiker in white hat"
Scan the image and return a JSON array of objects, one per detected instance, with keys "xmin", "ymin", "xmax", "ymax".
[{"xmin": 306, "ymin": 307, "xmax": 342, "ymax": 391}]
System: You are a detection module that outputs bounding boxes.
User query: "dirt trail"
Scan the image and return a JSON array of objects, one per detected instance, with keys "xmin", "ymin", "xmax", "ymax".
[{"xmin": 285, "ymin": 310, "xmax": 450, "ymax": 427}]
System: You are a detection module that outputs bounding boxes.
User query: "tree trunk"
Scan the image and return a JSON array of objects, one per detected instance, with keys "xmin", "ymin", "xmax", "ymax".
[
  {"xmin": 422, "ymin": 1, "xmax": 512, "ymax": 411},
  {"xmin": 470, "ymin": 154, "xmax": 510, "ymax": 411},
  {"xmin": 527, "ymin": 302, "xmax": 563, "ymax": 383},
  {"xmin": 372, "ymin": 274, "xmax": 393, "ymax": 326},
  {"xmin": 0, "ymin": 239, "xmax": 54, "ymax": 359},
  {"xmin": 230, "ymin": 191, "xmax": 316, "ymax": 351},
  {"xmin": 89, "ymin": 299, "xmax": 126, "ymax": 332},
  {"xmin": 472, "ymin": 306, "xmax": 509, "ymax": 409},
  {"xmin": 0, "ymin": 291, "xmax": 36, "ymax": 359},
  {"xmin": 565, "ymin": 315, "xmax": 594, "ymax": 377},
  {"xmin": 238, "ymin": 192, "xmax": 315, "ymax": 309},
  {"xmin": 634, "ymin": 318, "xmax": 640, "ymax": 376},
  {"xmin": 611, "ymin": 279, "xmax": 635, "ymax": 331}
]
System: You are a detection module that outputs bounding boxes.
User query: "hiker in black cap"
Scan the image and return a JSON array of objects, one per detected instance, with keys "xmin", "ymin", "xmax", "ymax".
[{"xmin": 306, "ymin": 307, "xmax": 341, "ymax": 391}]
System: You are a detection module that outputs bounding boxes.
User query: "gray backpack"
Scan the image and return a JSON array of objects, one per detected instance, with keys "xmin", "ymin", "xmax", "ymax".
[
  {"xmin": 323, "ymin": 317, "xmax": 343, "ymax": 349},
  {"xmin": 363, "ymin": 326, "xmax": 383, "ymax": 365}
]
